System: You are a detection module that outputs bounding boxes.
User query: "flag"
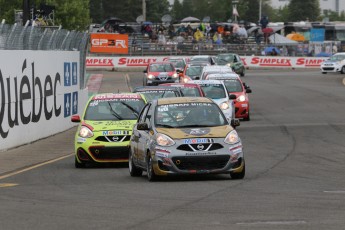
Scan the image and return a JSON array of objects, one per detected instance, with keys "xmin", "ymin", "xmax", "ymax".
[{"xmin": 232, "ymin": 6, "xmax": 239, "ymax": 17}]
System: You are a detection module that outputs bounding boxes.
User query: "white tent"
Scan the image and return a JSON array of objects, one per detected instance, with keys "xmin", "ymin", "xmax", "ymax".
[{"xmin": 269, "ymin": 33, "xmax": 298, "ymax": 44}]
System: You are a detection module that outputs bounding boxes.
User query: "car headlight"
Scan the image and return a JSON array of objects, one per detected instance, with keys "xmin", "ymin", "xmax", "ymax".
[
  {"xmin": 147, "ymin": 74, "xmax": 154, "ymax": 79},
  {"xmin": 220, "ymin": 102, "xmax": 229, "ymax": 110},
  {"xmin": 237, "ymin": 95, "xmax": 246, "ymax": 102},
  {"xmin": 226, "ymin": 63, "xmax": 231, "ymax": 67},
  {"xmin": 156, "ymin": 133, "xmax": 175, "ymax": 146},
  {"xmin": 183, "ymin": 77, "xmax": 190, "ymax": 83},
  {"xmin": 224, "ymin": 130, "xmax": 240, "ymax": 144},
  {"xmin": 79, "ymin": 126, "xmax": 93, "ymax": 138},
  {"xmin": 172, "ymin": 73, "xmax": 178, "ymax": 78}
]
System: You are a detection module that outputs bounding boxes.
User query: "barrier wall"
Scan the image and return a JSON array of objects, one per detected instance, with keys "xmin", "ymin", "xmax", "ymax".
[
  {"xmin": 86, "ymin": 56, "xmax": 328, "ymax": 69},
  {"xmin": 0, "ymin": 50, "xmax": 88, "ymax": 151}
]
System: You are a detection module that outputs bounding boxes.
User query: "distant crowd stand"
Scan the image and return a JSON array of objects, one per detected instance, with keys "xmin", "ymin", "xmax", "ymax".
[{"xmin": 93, "ymin": 19, "xmax": 341, "ymax": 57}]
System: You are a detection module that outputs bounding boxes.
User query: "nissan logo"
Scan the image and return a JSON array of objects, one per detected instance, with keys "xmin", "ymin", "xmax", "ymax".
[
  {"xmin": 112, "ymin": 136, "xmax": 120, "ymax": 142},
  {"xmin": 197, "ymin": 144, "xmax": 204, "ymax": 150}
]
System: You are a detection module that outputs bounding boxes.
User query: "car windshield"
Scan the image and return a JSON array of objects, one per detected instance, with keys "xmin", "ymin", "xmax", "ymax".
[
  {"xmin": 169, "ymin": 59, "xmax": 185, "ymax": 68},
  {"xmin": 179, "ymin": 87, "xmax": 202, "ymax": 97},
  {"xmin": 217, "ymin": 55, "xmax": 234, "ymax": 63},
  {"xmin": 191, "ymin": 57, "xmax": 209, "ymax": 62},
  {"xmin": 223, "ymin": 80, "xmax": 243, "ymax": 92},
  {"xmin": 199, "ymin": 84, "xmax": 226, "ymax": 99},
  {"xmin": 138, "ymin": 90, "xmax": 178, "ymax": 102},
  {"xmin": 84, "ymin": 98, "xmax": 145, "ymax": 121},
  {"xmin": 329, "ymin": 55, "xmax": 345, "ymax": 61},
  {"xmin": 150, "ymin": 64, "xmax": 174, "ymax": 72},
  {"xmin": 155, "ymin": 102, "xmax": 227, "ymax": 128},
  {"xmin": 186, "ymin": 66, "xmax": 202, "ymax": 77}
]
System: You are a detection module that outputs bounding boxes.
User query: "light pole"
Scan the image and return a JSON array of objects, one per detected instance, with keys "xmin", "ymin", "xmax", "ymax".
[
  {"xmin": 259, "ymin": 0, "xmax": 262, "ymax": 21},
  {"xmin": 142, "ymin": 0, "xmax": 146, "ymax": 22},
  {"xmin": 232, "ymin": 0, "xmax": 239, "ymax": 22}
]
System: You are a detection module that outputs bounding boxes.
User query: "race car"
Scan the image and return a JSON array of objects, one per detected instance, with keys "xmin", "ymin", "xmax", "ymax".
[
  {"xmin": 161, "ymin": 83, "xmax": 205, "ymax": 97},
  {"xmin": 215, "ymin": 53, "xmax": 245, "ymax": 76},
  {"xmin": 71, "ymin": 93, "xmax": 147, "ymax": 168},
  {"xmin": 320, "ymin": 52, "xmax": 345, "ymax": 74},
  {"xmin": 129, "ymin": 97, "xmax": 244, "ymax": 181},
  {"xmin": 206, "ymin": 73, "xmax": 252, "ymax": 121},
  {"xmin": 143, "ymin": 62, "xmax": 179, "ymax": 85},
  {"xmin": 133, "ymin": 86, "xmax": 183, "ymax": 102}
]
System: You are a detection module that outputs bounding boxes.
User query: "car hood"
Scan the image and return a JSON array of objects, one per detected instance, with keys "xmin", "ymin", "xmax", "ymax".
[
  {"xmin": 156, "ymin": 125, "xmax": 232, "ymax": 139},
  {"xmin": 323, "ymin": 60, "xmax": 340, "ymax": 64},
  {"xmin": 84, "ymin": 120, "xmax": 137, "ymax": 132},
  {"xmin": 212, "ymin": 98, "xmax": 228, "ymax": 105}
]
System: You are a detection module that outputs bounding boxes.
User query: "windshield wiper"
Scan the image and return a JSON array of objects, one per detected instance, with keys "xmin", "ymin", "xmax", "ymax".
[
  {"xmin": 108, "ymin": 102, "xmax": 123, "ymax": 120},
  {"xmin": 120, "ymin": 102, "xmax": 139, "ymax": 118},
  {"xmin": 178, "ymin": 124, "xmax": 214, "ymax": 128},
  {"xmin": 155, "ymin": 124, "xmax": 176, "ymax": 128}
]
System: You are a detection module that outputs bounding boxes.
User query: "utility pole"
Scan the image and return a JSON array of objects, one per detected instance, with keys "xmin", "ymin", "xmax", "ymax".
[
  {"xmin": 259, "ymin": 0, "xmax": 262, "ymax": 21},
  {"xmin": 142, "ymin": 0, "xmax": 146, "ymax": 21},
  {"xmin": 23, "ymin": 0, "xmax": 30, "ymax": 25}
]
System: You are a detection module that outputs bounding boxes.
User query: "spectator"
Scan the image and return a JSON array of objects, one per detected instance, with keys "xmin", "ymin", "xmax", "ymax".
[
  {"xmin": 186, "ymin": 24, "xmax": 193, "ymax": 36},
  {"xmin": 260, "ymin": 16, "xmax": 269, "ymax": 29},
  {"xmin": 157, "ymin": 31, "xmax": 166, "ymax": 49},
  {"xmin": 168, "ymin": 23, "xmax": 175, "ymax": 39},
  {"xmin": 176, "ymin": 33, "xmax": 185, "ymax": 54}
]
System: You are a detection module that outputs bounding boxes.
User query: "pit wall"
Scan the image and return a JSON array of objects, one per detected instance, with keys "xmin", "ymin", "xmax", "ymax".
[
  {"xmin": 86, "ymin": 56, "xmax": 328, "ymax": 70},
  {"xmin": 0, "ymin": 50, "xmax": 88, "ymax": 151}
]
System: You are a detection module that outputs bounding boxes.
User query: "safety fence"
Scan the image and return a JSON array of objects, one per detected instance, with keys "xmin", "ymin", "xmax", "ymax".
[{"xmin": 0, "ymin": 21, "xmax": 89, "ymax": 88}]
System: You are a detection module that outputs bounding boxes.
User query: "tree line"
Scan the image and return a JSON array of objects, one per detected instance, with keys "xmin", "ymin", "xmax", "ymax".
[{"xmin": 0, "ymin": 0, "xmax": 344, "ymax": 31}]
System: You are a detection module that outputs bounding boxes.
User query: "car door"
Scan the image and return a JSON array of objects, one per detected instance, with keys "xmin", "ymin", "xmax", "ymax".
[
  {"xmin": 132, "ymin": 103, "xmax": 150, "ymax": 165},
  {"xmin": 137, "ymin": 103, "xmax": 154, "ymax": 167}
]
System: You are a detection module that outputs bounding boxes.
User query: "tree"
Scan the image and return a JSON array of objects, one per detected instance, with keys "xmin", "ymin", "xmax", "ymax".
[
  {"xmin": 170, "ymin": 0, "xmax": 184, "ymax": 21},
  {"xmin": 288, "ymin": 0, "xmax": 320, "ymax": 22}
]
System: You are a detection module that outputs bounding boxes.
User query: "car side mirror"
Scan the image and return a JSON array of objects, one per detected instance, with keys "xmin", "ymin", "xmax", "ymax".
[
  {"xmin": 143, "ymin": 70, "xmax": 147, "ymax": 73},
  {"xmin": 229, "ymin": 94, "xmax": 236, "ymax": 100},
  {"xmin": 137, "ymin": 122, "xmax": 149, "ymax": 130},
  {"xmin": 246, "ymin": 88, "xmax": 252, "ymax": 93},
  {"xmin": 176, "ymin": 69, "xmax": 182, "ymax": 73},
  {"xmin": 71, "ymin": 115, "xmax": 81, "ymax": 123},
  {"xmin": 231, "ymin": 118, "xmax": 240, "ymax": 127}
]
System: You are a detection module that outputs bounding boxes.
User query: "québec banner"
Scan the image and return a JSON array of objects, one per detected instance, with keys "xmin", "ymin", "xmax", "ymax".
[{"xmin": 0, "ymin": 50, "xmax": 87, "ymax": 151}]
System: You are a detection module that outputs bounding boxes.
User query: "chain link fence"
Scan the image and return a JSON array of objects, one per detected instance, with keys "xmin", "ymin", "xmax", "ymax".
[{"xmin": 0, "ymin": 22, "xmax": 89, "ymax": 88}]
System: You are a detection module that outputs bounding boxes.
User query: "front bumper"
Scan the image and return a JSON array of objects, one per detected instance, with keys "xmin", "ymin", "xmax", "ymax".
[
  {"xmin": 150, "ymin": 139, "xmax": 244, "ymax": 176},
  {"xmin": 146, "ymin": 77, "xmax": 179, "ymax": 85},
  {"xmin": 320, "ymin": 64, "xmax": 342, "ymax": 73}
]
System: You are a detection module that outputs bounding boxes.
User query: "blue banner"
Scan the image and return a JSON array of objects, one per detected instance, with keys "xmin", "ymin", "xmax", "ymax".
[{"xmin": 310, "ymin": 28, "xmax": 325, "ymax": 42}]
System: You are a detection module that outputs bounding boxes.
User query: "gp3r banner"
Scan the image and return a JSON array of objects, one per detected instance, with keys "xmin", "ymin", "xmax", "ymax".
[{"xmin": 90, "ymin": 33, "xmax": 128, "ymax": 54}]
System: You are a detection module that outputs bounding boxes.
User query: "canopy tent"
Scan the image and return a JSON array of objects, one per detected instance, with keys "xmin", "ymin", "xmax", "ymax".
[
  {"xmin": 181, "ymin": 16, "xmax": 200, "ymax": 23},
  {"xmin": 286, "ymin": 33, "xmax": 305, "ymax": 41},
  {"xmin": 269, "ymin": 33, "xmax": 298, "ymax": 44}
]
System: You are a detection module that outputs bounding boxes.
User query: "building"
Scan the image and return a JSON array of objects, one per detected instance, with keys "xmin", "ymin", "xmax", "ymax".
[{"xmin": 270, "ymin": 0, "xmax": 345, "ymax": 15}]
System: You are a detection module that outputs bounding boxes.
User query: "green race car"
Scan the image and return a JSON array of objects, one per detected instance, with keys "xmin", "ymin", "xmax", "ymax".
[
  {"xmin": 71, "ymin": 93, "xmax": 147, "ymax": 168},
  {"xmin": 215, "ymin": 53, "xmax": 245, "ymax": 77}
]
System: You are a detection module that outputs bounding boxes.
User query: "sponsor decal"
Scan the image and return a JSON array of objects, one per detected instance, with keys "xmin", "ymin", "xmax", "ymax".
[
  {"xmin": 183, "ymin": 128, "xmax": 210, "ymax": 136},
  {"xmin": 185, "ymin": 152, "xmax": 216, "ymax": 156},
  {"xmin": 251, "ymin": 57, "xmax": 292, "ymax": 67},
  {"xmin": 183, "ymin": 138, "xmax": 212, "ymax": 144},
  {"xmin": 240, "ymin": 57, "xmax": 247, "ymax": 66},
  {"xmin": 118, "ymin": 58, "xmax": 157, "ymax": 66},
  {"xmin": 86, "ymin": 58, "xmax": 114, "ymax": 67},
  {"xmin": 93, "ymin": 94, "xmax": 141, "ymax": 100},
  {"xmin": 102, "ymin": 130, "xmax": 130, "ymax": 135},
  {"xmin": 63, "ymin": 62, "xmax": 78, "ymax": 118},
  {"xmin": 77, "ymin": 137, "xmax": 86, "ymax": 143}
]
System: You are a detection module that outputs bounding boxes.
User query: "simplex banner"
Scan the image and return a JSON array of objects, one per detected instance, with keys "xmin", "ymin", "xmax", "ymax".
[
  {"xmin": 86, "ymin": 56, "xmax": 328, "ymax": 69},
  {"xmin": 0, "ymin": 50, "xmax": 88, "ymax": 151}
]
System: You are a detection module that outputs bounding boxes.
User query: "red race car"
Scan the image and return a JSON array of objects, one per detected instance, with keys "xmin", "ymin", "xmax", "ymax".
[
  {"xmin": 206, "ymin": 73, "xmax": 252, "ymax": 121},
  {"xmin": 161, "ymin": 83, "xmax": 205, "ymax": 97},
  {"xmin": 143, "ymin": 62, "xmax": 179, "ymax": 86}
]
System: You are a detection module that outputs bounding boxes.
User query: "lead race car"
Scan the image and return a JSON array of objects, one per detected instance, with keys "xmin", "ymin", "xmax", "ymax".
[{"xmin": 129, "ymin": 97, "xmax": 244, "ymax": 181}]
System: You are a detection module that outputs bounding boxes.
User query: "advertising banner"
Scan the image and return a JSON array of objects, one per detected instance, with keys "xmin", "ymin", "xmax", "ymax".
[
  {"xmin": 90, "ymin": 33, "xmax": 129, "ymax": 54},
  {"xmin": 86, "ymin": 56, "xmax": 328, "ymax": 69},
  {"xmin": 0, "ymin": 50, "xmax": 88, "ymax": 151}
]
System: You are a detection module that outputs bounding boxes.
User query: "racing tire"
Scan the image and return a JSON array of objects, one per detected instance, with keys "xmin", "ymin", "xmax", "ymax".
[
  {"xmin": 243, "ymin": 111, "xmax": 250, "ymax": 121},
  {"xmin": 322, "ymin": 72, "xmax": 327, "ymax": 74},
  {"xmin": 129, "ymin": 150, "xmax": 142, "ymax": 177},
  {"xmin": 240, "ymin": 68, "xmax": 245, "ymax": 77},
  {"xmin": 75, "ymin": 156, "xmax": 86, "ymax": 168},
  {"xmin": 146, "ymin": 154, "xmax": 158, "ymax": 182},
  {"xmin": 230, "ymin": 160, "xmax": 245, "ymax": 180},
  {"xmin": 341, "ymin": 66, "xmax": 345, "ymax": 74}
]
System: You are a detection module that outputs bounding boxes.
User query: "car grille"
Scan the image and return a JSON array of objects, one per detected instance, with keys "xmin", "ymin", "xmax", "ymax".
[
  {"xmin": 155, "ymin": 74, "xmax": 172, "ymax": 81},
  {"xmin": 89, "ymin": 146, "xmax": 129, "ymax": 160},
  {"xmin": 172, "ymin": 155, "xmax": 230, "ymax": 170},
  {"xmin": 176, "ymin": 143, "xmax": 223, "ymax": 152},
  {"xmin": 95, "ymin": 135, "xmax": 131, "ymax": 142},
  {"xmin": 322, "ymin": 67, "xmax": 335, "ymax": 71}
]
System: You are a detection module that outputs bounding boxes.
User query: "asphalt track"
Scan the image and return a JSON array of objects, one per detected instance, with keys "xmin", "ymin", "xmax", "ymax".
[{"xmin": 1, "ymin": 69, "xmax": 345, "ymax": 230}]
